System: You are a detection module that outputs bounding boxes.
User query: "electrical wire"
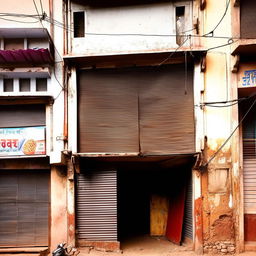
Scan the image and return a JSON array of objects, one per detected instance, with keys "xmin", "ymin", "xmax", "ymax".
[
  {"xmin": 39, "ymin": 0, "xmax": 44, "ymax": 15},
  {"xmin": 206, "ymin": 39, "xmax": 237, "ymax": 52},
  {"xmin": 32, "ymin": 0, "xmax": 41, "ymax": 21},
  {"xmin": 0, "ymin": 11, "xmax": 248, "ymax": 42},
  {"xmin": 33, "ymin": 0, "xmax": 65, "ymax": 90},
  {"xmin": 203, "ymin": 0, "xmax": 231, "ymax": 37},
  {"xmin": 0, "ymin": 17, "xmax": 39, "ymax": 23},
  {"xmin": 157, "ymin": 36, "xmax": 189, "ymax": 66},
  {"xmin": 200, "ymin": 92, "xmax": 256, "ymax": 108},
  {"xmin": 202, "ymin": 97, "xmax": 256, "ymax": 169},
  {"xmin": 204, "ymin": 102, "xmax": 242, "ymax": 108}
]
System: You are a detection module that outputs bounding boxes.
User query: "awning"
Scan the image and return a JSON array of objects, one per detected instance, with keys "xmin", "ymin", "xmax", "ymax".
[{"xmin": 0, "ymin": 49, "xmax": 53, "ymax": 67}]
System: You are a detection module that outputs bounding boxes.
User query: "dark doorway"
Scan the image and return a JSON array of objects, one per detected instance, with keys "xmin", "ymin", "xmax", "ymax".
[{"xmin": 117, "ymin": 160, "xmax": 193, "ymax": 244}]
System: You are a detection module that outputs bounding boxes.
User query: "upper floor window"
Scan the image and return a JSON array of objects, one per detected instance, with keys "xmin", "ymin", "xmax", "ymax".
[
  {"xmin": 0, "ymin": 78, "xmax": 48, "ymax": 94},
  {"xmin": 74, "ymin": 11, "xmax": 85, "ymax": 38}
]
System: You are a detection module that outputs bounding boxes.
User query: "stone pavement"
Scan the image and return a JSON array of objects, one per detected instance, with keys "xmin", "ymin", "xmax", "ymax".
[{"xmin": 77, "ymin": 236, "xmax": 256, "ymax": 256}]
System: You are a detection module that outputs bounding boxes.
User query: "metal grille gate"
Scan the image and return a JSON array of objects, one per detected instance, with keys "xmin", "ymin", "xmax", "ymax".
[
  {"xmin": 183, "ymin": 174, "xmax": 193, "ymax": 240},
  {"xmin": 243, "ymin": 107, "xmax": 256, "ymax": 214},
  {"xmin": 76, "ymin": 169, "xmax": 117, "ymax": 242}
]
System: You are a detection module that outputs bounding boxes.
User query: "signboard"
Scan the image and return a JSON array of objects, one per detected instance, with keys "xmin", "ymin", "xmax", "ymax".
[
  {"xmin": 238, "ymin": 64, "xmax": 256, "ymax": 88},
  {"xmin": 0, "ymin": 126, "xmax": 46, "ymax": 156}
]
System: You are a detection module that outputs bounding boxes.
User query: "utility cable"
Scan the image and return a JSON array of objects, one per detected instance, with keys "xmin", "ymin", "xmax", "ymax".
[
  {"xmin": 0, "ymin": 17, "xmax": 39, "ymax": 23},
  {"xmin": 32, "ymin": 0, "xmax": 65, "ymax": 90},
  {"xmin": 201, "ymin": 97, "xmax": 256, "ymax": 169},
  {"xmin": 200, "ymin": 92, "xmax": 256, "ymax": 108},
  {"xmin": 157, "ymin": 36, "xmax": 189, "ymax": 66},
  {"xmin": 203, "ymin": 0, "xmax": 231, "ymax": 37},
  {"xmin": 39, "ymin": 0, "xmax": 44, "ymax": 15}
]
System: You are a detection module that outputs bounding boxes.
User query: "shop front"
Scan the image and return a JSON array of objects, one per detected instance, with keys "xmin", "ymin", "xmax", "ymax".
[
  {"xmin": 0, "ymin": 103, "xmax": 50, "ymax": 250},
  {"xmin": 75, "ymin": 61, "xmax": 197, "ymax": 250}
]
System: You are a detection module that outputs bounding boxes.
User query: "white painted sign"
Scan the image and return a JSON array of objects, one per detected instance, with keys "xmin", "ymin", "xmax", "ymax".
[{"xmin": 0, "ymin": 126, "xmax": 46, "ymax": 156}]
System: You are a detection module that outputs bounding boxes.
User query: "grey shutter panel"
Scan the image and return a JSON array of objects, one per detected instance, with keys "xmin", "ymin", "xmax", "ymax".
[
  {"xmin": 78, "ymin": 64, "xmax": 195, "ymax": 155},
  {"xmin": 139, "ymin": 65, "xmax": 195, "ymax": 154},
  {"xmin": 241, "ymin": 0, "xmax": 256, "ymax": 39},
  {"xmin": 242, "ymin": 102, "xmax": 256, "ymax": 213},
  {"xmin": 0, "ymin": 170, "xmax": 49, "ymax": 247},
  {"xmin": 76, "ymin": 168, "xmax": 117, "ymax": 242},
  {"xmin": 0, "ymin": 104, "xmax": 45, "ymax": 127},
  {"xmin": 78, "ymin": 69, "xmax": 139, "ymax": 153}
]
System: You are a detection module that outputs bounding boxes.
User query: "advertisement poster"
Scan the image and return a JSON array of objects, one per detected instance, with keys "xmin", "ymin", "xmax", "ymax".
[{"xmin": 0, "ymin": 126, "xmax": 46, "ymax": 156}]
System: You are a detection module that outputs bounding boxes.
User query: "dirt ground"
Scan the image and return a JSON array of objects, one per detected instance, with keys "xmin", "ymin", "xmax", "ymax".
[{"xmin": 78, "ymin": 236, "xmax": 256, "ymax": 256}]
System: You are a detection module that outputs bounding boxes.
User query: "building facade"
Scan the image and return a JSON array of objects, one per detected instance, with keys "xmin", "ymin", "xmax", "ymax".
[
  {"xmin": 64, "ymin": 0, "xmax": 204, "ymax": 253},
  {"xmin": 1, "ymin": 0, "xmax": 256, "ymax": 255},
  {"xmin": 0, "ymin": 0, "xmax": 68, "ymax": 254}
]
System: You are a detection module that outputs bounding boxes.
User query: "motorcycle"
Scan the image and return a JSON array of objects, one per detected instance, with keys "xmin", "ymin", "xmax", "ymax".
[{"xmin": 52, "ymin": 243, "xmax": 80, "ymax": 256}]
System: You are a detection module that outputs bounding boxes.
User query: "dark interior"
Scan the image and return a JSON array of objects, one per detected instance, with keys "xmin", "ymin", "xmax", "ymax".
[{"xmin": 117, "ymin": 161, "xmax": 192, "ymax": 241}]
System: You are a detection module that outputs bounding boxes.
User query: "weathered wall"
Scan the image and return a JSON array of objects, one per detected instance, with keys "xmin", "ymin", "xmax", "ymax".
[
  {"xmin": 201, "ymin": 0, "xmax": 236, "ymax": 250},
  {"xmin": 202, "ymin": 51, "xmax": 235, "ymax": 254},
  {"xmin": 50, "ymin": 166, "xmax": 68, "ymax": 252},
  {"xmin": 0, "ymin": 0, "xmax": 50, "ymax": 30},
  {"xmin": 69, "ymin": 1, "xmax": 194, "ymax": 56}
]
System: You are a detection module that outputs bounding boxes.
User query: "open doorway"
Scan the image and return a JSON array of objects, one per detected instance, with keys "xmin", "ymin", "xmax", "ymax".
[{"xmin": 117, "ymin": 159, "xmax": 194, "ymax": 250}]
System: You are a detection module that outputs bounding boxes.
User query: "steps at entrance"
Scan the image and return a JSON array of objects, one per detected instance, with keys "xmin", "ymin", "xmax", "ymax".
[
  {"xmin": 0, "ymin": 247, "xmax": 48, "ymax": 256},
  {"xmin": 0, "ymin": 254, "xmax": 40, "ymax": 256}
]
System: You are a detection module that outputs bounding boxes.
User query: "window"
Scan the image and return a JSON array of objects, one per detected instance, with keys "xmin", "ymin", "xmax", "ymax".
[
  {"xmin": 74, "ymin": 12, "xmax": 85, "ymax": 38},
  {"xmin": 36, "ymin": 78, "xmax": 47, "ymax": 91},
  {"xmin": 176, "ymin": 6, "xmax": 185, "ymax": 45},
  {"xmin": 3, "ymin": 79, "xmax": 13, "ymax": 92},
  {"xmin": 4, "ymin": 39, "xmax": 24, "ymax": 50},
  {"xmin": 19, "ymin": 79, "xmax": 30, "ymax": 92}
]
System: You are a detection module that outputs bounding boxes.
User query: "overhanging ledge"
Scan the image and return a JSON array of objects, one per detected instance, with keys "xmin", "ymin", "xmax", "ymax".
[
  {"xmin": 0, "ymin": 95, "xmax": 54, "ymax": 105},
  {"xmin": 231, "ymin": 39, "xmax": 256, "ymax": 57},
  {"xmin": 64, "ymin": 49, "xmax": 207, "ymax": 68}
]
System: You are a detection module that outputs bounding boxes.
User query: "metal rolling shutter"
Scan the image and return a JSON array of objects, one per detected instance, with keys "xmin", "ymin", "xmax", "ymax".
[
  {"xmin": 243, "ymin": 126, "xmax": 256, "ymax": 213},
  {"xmin": 0, "ymin": 104, "xmax": 45, "ymax": 127},
  {"xmin": 78, "ymin": 69, "xmax": 139, "ymax": 153},
  {"xmin": 139, "ymin": 65, "xmax": 195, "ymax": 155},
  {"xmin": 78, "ymin": 64, "xmax": 195, "ymax": 155},
  {"xmin": 183, "ymin": 174, "xmax": 193, "ymax": 240},
  {"xmin": 76, "ymin": 169, "xmax": 117, "ymax": 242},
  {"xmin": 241, "ymin": 0, "xmax": 256, "ymax": 39},
  {"xmin": 243, "ymin": 102, "xmax": 256, "ymax": 213},
  {"xmin": 0, "ymin": 170, "xmax": 49, "ymax": 247}
]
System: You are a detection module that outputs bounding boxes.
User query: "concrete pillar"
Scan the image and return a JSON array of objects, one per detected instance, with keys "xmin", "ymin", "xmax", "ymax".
[
  {"xmin": 194, "ymin": 169, "xmax": 203, "ymax": 254},
  {"xmin": 50, "ymin": 165, "xmax": 68, "ymax": 252},
  {"xmin": 67, "ymin": 157, "xmax": 76, "ymax": 247}
]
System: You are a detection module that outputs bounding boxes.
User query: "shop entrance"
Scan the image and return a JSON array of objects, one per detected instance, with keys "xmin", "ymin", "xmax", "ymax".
[
  {"xmin": 239, "ymin": 89, "xmax": 256, "ymax": 242},
  {"xmin": 76, "ymin": 156, "xmax": 194, "ymax": 251},
  {"xmin": 117, "ymin": 159, "xmax": 194, "ymax": 249}
]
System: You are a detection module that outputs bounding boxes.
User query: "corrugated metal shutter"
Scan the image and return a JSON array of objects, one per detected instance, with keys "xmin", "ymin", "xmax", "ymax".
[
  {"xmin": 0, "ymin": 104, "xmax": 45, "ymax": 127},
  {"xmin": 78, "ymin": 69, "xmax": 139, "ymax": 153},
  {"xmin": 0, "ymin": 170, "xmax": 49, "ymax": 247},
  {"xmin": 78, "ymin": 64, "xmax": 195, "ymax": 155},
  {"xmin": 241, "ymin": 0, "xmax": 256, "ymax": 39},
  {"xmin": 243, "ymin": 102, "xmax": 256, "ymax": 213},
  {"xmin": 183, "ymin": 174, "xmax": 193, "ymax": 239},
  {"xmin": 76, "ymin": 168, "xmax": 117, "ymax": 241},
  {"xmin": 139, "ymin": 65, "xmax": 194, "ymax": 154}
]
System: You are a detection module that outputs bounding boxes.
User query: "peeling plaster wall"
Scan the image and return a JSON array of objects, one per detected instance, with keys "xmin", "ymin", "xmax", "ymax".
[{"xmin": 201, "ymin": 0, "xmax": 237, "ymax": 252}]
